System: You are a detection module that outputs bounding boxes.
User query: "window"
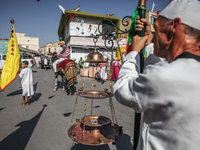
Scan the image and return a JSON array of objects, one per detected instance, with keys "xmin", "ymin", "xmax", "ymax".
[
  {"xmin": 54, "ymin": 48, "xmax": 56, "ymax": 52},
  {"xmin": 26, "ymin": 46, "xmax": 29, "ymax": 49},
  {"xmin": 151, "ymin": 17, "xmax": 157, "ymax": 25},
  {"xmin": 49, "ymin": 48, "xmax": 51, "ymax": 53},
  {"xmin": 3, "ymin": 55, "xmax": 6, "ymax": 60}
]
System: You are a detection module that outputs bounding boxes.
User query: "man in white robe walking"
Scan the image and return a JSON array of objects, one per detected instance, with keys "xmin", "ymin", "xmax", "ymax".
[
  {"xmin": 19, "ymin": 61, "xmax": 34, "ymax": 106},
  {"xmin": 113, "ymin": 0, "xmax": 200, "ymax": 150}
]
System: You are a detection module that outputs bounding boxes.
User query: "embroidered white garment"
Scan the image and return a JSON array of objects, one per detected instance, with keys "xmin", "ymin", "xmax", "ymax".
[{"xmin": 19, "ymin": 68, "xmax": 34, "ymax": 96}]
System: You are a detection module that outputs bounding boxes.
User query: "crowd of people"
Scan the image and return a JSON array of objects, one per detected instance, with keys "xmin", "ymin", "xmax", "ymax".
[{"xmin": 82, "ymin": 57, "xmax": 122, "ymax": 84}]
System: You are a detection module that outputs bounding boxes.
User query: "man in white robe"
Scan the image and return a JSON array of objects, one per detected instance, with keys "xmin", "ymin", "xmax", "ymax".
[
  {"xmin": 113, "ymin": 0, "xmax": 200, "ymax": 150},
  {"xmin": 35, "ymin": 56, "xmax": 40, "ymax": 68},
  {"xmin": 19, "ymin": 61, "xmax": 34, "ymax": 106},
  {"xmin": 53, "ymin": 41, "xmax": 69, "ymax": 74}
]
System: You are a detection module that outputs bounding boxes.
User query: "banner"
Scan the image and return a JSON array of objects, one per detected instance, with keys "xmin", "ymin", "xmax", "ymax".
[
  {"xmin": 117, "ymin": 38, "xmax": 127, "ymax": 60},
  {"xmin": 0, "ymin": 24, "xmax": 20, "ymax": 91}
]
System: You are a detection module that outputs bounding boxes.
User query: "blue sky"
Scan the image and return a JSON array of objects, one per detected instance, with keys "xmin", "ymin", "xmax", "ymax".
[{"xmin": 0, "ymin": 0, "xmax": 170, "ymax": 47}]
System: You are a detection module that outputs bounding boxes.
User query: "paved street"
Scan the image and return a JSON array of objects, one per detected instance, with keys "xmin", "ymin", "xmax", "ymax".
[{"xmin": 0, "ymin": 66, "xmax": 135, "ymax": 150}]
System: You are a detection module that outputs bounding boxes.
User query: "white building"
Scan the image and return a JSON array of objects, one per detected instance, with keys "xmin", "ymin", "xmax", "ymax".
[
  {"xmin": 58, "ymin": 10, "xmax": 121, "ymax": 64},
  {"xmin": 16, "ymin": 33, "xmax": 39, "ymax": 51},
  {"xmin": 40, "ymin": 42, "xmax": 60, "ymax": 55}
]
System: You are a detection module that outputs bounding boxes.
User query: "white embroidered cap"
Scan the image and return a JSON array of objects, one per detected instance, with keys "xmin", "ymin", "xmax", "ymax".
[{"xmin": 159, "ymin": 0, "xmax": 200, "ymax": 31}]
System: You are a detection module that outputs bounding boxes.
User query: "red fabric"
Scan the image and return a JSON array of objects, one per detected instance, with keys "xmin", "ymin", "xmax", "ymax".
[
  {"xmin": 126, "ymin": 43, "xmax": 132, "ymax": 55},
  {"xmin": 146, "ymin": 0, "xmax": 147, "ymax": 2},
  {"xmin": 70, "ymin": 13, "xmax": 75, "ymax": 20},
  {"xmin": 59, "ymin": 47, "xmax": 70, "ymax": 58},
  {"xmin": 57, "ymin": 59, "xmax": 77, "ymax": 87},
  {"xmin": 112, "ymin": 61, "xmax": 119, "ymax": 80},
  {"xmin": 157, "ymin": 11, "xmax": 159, "ymax": 16},
  {"xmin": 100, "ymin": 62, "xmax": 106, "ymax": 69},
  {"xmin": 89, "ymin": 24, "xmax": 92, "ymax": 31}
]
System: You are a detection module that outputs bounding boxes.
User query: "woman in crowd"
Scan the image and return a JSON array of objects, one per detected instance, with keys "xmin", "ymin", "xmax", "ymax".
[{"xmin": 112, "ymin": 58, "xmax": 119, "ymax": 81}]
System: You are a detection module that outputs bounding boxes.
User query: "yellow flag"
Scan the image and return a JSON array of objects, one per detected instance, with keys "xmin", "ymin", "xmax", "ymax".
[{"xmin": 0, "ymin": 24, "xmax": 20, "ymax": 91}]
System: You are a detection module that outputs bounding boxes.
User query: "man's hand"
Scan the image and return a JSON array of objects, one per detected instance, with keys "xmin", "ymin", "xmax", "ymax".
[
  {"xmin": 131, "ymin": 35, "xmax": 149, "ymax": 53},
  {"xmin": 136, "ymin": 15, "xmax": 152, "ymax": 45},
  {"xmin": 131, "ymin": 15, "xmax": 152, "ymax": 53}
]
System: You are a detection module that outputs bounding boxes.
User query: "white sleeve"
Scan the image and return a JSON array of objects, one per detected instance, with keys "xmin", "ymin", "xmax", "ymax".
[
  {"xmin": 113, "ymin": 50, "xmax": 166, "ymax": 113},
  {"xmin": 113, "ymin": 51, "xmax": 142, "ymax": 112},
  {"xmin": 19, "ymin": 69, "xmax": 24, "ymax": 78}
]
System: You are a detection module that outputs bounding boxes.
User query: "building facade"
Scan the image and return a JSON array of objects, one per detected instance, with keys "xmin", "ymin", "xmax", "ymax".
[
  {"xmin": 16, "ymin": 33, "xmax": 39, "ymax": 51},
  {"xmin": 40, "ymin": 42, "xmax": 60, "ymax": 55},
  {"xmin": 0, "ymin": 38, "xmax": 41, "ymax": 59},
  {"xmin": 58, "ymin": 10, "xmax": 121, "ymax": 64},
  {"xmin": 146, "ymin": 11, "xmax": 158, "ymax": 33},
  {"xmin": 0, "ymin": 39, "xmax": 9, "ymax": 55}
]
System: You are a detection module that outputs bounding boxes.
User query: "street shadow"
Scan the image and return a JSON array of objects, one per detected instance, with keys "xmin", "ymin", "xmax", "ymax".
[
  {"xmin": 29, "ymin": 93, "xmax": 41, "ymax": 105},
  {"xmin": 7, "ymin": 82, "xmax": 38, "ymax": 97},
  {"xmin": 73, "ymin": 86, "xmax": 77, "ymax": 93},
  {"xmin": 48, "ymin": 95, "xmax": 55, "ymax": 99},
  {"xmin": 0, "ymin": 105, "xmax": 47, "ymax": 150},
  {"xmin": 7, "ymin": 89, "xmax": 22, "ymax": 96},
  {"xmin": 94, "ymin": 105, "xmax": 101, "ymax": 108},
  {"xmin": 63, "ymin": 112, "xmax": 72, "ymax": 117},
  {"xmin": 32, "ymin": 70, "xmax": 37, "ymax": 73},
  {"xmin": 0, "ymin": 107, "xmax": 5, "ymax": 112},
  {"xmin": 115, "ymin": 133, "xmax": 133, "ymax": 150},
  {"xmin": 71, "ymin": 143, "xmax": 110, "ymax": 150}
]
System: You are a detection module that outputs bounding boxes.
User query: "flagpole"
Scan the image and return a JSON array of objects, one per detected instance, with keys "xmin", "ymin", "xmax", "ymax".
[{"xmin": 133, "ymin": 0, "xmax": 146, "ymax": 150}]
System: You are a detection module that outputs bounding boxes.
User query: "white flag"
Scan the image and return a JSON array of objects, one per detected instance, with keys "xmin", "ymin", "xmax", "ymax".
[
  {"xmin": 151, "ymin": 2, "xmax": 155, "ymax": 12},
  {"xmin": 80, "ymin": 19, "xmax": 84, "ymax": 26},
  {"xmin": 58, "ymin": 4, "xmax": 65, "ymax": 14}
]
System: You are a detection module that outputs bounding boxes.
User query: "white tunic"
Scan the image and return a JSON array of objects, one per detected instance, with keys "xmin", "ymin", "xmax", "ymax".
[
  {"xmin": 35, "ymin": 57, "xmax": 40, "ymax": 67},
  {"xmin": 19, "ymin": 68, "xmax": 34, "ymax": 96},
  {"xmin": 113, "ymin": 47, "xmax": 200, "ymax": 150}
]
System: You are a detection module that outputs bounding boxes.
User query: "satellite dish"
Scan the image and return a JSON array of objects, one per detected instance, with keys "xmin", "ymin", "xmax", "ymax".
[
  {"xmin": 73, "ymin": 5, "xmax": 80, "ymax": 12},
  {"xmin": 106, "ymin": 14, "xmax": 115, "ymax": 16}
]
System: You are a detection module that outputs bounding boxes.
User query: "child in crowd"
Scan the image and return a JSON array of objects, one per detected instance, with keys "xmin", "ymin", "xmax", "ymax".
[{"xmin": 19, "ymin": 61, "xmax": 34, "ymax": 106}]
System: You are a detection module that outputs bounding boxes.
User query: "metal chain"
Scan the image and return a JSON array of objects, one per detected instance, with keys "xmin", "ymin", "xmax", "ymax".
[
  {"xmin": 69, "ymin": 97, "xmax": 78, "ymax": 128},
  {"xmin": 81, "ymin": 66, "xmax": 86, "ymax": 91},
  {"xmin": 91, "ymin": 99, "xmax": 93, "ymax": 115},
  {"xmin": 108, "ymin": 65, "xmax": 118, "ymax": 124},
  {"xmin": 109, "ymin": 97, "xmax": 116, "ymax": 140},
  {"xmin": 110, "ymin": 97, "xmax": 118, "ymax": 124},
  {"xmin": 108, "ymin": 67, "xmax": 118, "ymax": 140},
  {"xmin": 109, "ymin": 97, "xmax": 115, "ymax": 123},
  {"xmin": 92, "ymin": 76, "xmax": 95, "ymax": 89},
  {"xmin": 82, "ymin": 98, "xmax": 87, "ymax": 143}
]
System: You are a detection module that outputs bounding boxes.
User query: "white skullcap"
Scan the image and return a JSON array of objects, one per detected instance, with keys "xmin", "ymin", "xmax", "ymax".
[{"xmin": 159, "ymin": 0, "xmax": 200, "ymax": 31}]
